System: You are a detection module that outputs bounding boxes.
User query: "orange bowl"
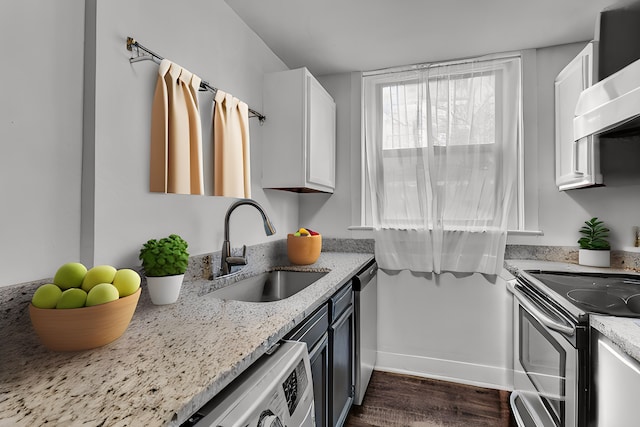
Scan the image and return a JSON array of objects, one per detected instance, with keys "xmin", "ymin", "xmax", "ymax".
[
  {"xmin": 287, "ymin": 234, "xmax": 322, "ymax": 265},
  {"xmin": 28, "ymin": 288, "xmax": 141, "ymax": 352}
]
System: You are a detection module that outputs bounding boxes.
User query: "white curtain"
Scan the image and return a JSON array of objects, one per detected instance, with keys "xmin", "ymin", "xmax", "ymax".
[{"xmin": 364, "ymin": 56, "xmax": 521, "ymax": 275}]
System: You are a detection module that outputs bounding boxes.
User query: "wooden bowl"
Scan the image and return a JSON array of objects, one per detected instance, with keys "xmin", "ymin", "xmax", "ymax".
[
  {"xmin": 287, "ymin": 234, "xmax": 322, "ymax": 265},
  {"xmin": 28, "ymin": 288, "xmax": 141, "ymax": 352}
]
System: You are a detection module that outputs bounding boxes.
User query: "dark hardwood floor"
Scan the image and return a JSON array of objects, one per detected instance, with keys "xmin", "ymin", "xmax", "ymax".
[{"xmin": 345, "ymin": 370, "xmax": 516, "ymax": 427}]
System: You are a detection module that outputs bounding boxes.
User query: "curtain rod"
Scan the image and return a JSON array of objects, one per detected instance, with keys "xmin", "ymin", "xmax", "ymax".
[
  {"xmin": 126, "ymin": 37, "xmax": 266, "ymax": 124},
  {"xmin": 362, "ymin": 51, "xmax": 522, "ymax": 77}
]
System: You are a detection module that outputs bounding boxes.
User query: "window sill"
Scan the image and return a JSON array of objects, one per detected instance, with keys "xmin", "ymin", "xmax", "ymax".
[
  {"xmin": 348, "ymin": 225, "xmax": 543, "ymax": 236},
  {"xmin": 348, "ymin": 226, "xmax": 374, "ymax": 231},
  {"xmin": 507, "ymin": 229, "xmax": 544, "ymax": 236}
]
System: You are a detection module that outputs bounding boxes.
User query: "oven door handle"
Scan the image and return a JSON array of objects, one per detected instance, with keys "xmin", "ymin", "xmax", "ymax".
[{"xmin": 510, "ymin": 282, "xmax": 575, "ymax": 337}]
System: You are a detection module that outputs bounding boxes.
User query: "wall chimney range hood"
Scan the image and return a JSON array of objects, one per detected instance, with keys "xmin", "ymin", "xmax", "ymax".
[
  {"xmin": 574, "ymin": 0, "xmax": 640, "ymax": 141},
  {"xmin": 574, "ymin": 56, "xmax": 640, "ymax": 140}
]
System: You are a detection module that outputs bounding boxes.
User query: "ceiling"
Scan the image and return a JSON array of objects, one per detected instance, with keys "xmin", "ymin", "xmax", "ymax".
[{"xmin": 225, "ymin": 0, "xmax": 616, "ymax": 76}]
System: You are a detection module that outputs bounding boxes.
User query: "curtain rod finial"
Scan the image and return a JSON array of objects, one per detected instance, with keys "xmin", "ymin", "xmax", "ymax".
[{"xmin": 126, "ymin": 37, "xmax": 136, "ymax": 51}]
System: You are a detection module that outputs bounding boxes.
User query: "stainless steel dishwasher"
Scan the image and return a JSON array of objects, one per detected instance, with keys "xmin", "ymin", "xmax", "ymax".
[{"xmin": 352, "ymin": 260, "xmax": 377, "ymax": 406}]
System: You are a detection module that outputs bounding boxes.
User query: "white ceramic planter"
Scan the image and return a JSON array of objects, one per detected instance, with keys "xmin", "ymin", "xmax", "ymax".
[
  {"xmin": 146, "ymin": 274, "xmax": 184, "ymax": 305},
  {"xmin": 578, "ymin": 249, "xmax": 610, "ymax": 268}
]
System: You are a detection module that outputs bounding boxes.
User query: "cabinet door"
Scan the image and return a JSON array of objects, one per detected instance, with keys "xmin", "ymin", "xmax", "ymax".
[
  {"xmin": 554, "ymin": 42, "xmax": 602, "ymax": 191},
  {"xmin": 306, "ymin": 74, "xmax": 336, "ymax": 191},
  {"xmin": 286, "ymin": 304, "xmax": 329, "ymax": 349},
  {"xmin": 262, "ymin": 67, "xmax": 335, "ymax": 193},
  {"xmin": 310, "ymin": 333, "xmax": 329, "ymax": 427},
  {"xmin": 594, "ymin": 334, "xmax": 640, "ymax": 426},
  {"xmin": 329, "ymin": 305, "xmax": 354, "ymax": 427}
]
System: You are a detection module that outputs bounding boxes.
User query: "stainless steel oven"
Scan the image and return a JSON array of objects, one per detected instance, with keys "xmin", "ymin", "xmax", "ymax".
[
  {"xmin": 508, "ymin": 269, "xmax": 640, "ymax": 427},
  {"xmin": 508, "ymin": 278, "xmax": 587, "ymax": 427}
]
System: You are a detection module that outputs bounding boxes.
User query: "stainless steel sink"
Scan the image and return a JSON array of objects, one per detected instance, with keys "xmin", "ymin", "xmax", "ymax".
[{"xmin": 211, "ymin": 270, "xmax": 328, "ymax": 302}]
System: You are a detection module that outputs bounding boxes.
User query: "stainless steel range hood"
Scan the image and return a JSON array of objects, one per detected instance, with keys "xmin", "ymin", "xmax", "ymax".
[
  {"xmin": 574, "ymin": 57, "xmax": 640, "ymax": 141},
  {"xmin": 574, "ymin": 0, "xmax": 640, "ymax": 141}
]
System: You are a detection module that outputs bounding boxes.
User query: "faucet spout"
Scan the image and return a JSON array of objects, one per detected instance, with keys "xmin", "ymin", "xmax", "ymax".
[{"xmin": 220, "ymin": 199, "xmax": 276, "ymax": 276}]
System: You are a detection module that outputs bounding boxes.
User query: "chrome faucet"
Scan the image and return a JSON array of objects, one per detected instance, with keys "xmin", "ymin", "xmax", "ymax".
[{"xmin": 220, "ymin": 199, "xmax": 276, "ymax": 276}]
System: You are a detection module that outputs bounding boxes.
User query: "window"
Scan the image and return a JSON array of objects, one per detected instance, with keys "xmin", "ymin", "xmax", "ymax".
[
  {"xmin": 362, "ymin": 54, "xmax": 523, "ymax": 232},
  {"xmin": 381, "ymin": 72, "xmax": 497, "ymax": 150}
]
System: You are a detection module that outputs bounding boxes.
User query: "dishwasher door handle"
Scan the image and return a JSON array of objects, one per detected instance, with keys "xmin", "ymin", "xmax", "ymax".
[{"xmin": 354, "ymin": 261, "xmax": 377, "ymax": 291}]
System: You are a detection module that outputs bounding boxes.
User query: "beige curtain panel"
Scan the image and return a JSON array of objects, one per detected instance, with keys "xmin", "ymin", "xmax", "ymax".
[
  {"xmin": 213, "ymin": 90, "xmax": 251, "ymax": 198},
  {"xmin": 150, "ymin": 59, "xmax": 204, "ymax": 195}
]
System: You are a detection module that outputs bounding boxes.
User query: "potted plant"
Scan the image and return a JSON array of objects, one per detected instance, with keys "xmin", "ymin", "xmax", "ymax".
[
  {"xmin": 139, "ymin": 234, "xmax": 189, "ymax": 305},
  {"xmin": 578, "ymin": 217, "xmax": 611, "ymax": 267}
]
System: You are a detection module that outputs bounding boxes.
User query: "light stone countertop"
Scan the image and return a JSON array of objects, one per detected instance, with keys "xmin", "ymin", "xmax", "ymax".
[
  {"xmin": 0, "ymin": 250, "xmax": 374, "ymax": 427},
  {"xmin": 504, "ymin": 259, "xmax": 640, "ymax": 363}
]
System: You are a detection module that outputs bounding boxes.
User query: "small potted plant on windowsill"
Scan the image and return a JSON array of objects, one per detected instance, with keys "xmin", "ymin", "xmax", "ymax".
[
  {"xmin": 578, "ymin": 217, "xmax": 611, "ymax": 268},
  {"xmin": 139, "ymin": 234, "xmax": 189, "ymax": 305}
]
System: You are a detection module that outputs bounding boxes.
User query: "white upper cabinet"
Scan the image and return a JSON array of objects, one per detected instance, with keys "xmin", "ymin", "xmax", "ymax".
[
  {"xmin": 554, "ymin": 41, "xmax": 602, "ymax": 191},
  {"xmin": 262, "ymin": 67, "xmax": 336, "ymax": 193}
]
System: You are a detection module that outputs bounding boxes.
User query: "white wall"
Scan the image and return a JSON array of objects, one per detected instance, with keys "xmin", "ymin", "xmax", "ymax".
[
  {"xmin": 377, "ymin": 270, "xmax": 514, "ymax": 389},
  {"xmin": 87, "ymin": 0, "xmax": 298, "ymax": 269},
  {"xmin": 1, "ymin": 0, "xmax": 300, "ymax": 286},
  {"xmin": 1, "ymin": 1, "xmax": 85, "ymax": 286}
]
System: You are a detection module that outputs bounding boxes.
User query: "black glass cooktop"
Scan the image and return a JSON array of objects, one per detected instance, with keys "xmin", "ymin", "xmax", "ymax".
[{"xmin": 527, "ymin": 271, "xmax": 640, "ymax": 317}]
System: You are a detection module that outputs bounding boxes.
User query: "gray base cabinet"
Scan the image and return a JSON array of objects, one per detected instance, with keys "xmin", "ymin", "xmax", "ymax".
[
  {"xmin": 285, "ymin": 282, "xmax": 354, "ymax": 427},
  {"xmin": 329, "ymin": 290, "xmax": 354, "ymax": 427},
  {"xmin": 309, "ymin": 333, "xmax": 329, "ymax": 427}
]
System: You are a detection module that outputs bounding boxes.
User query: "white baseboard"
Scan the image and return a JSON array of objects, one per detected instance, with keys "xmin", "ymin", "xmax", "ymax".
[{"xmin": 375, "ymin": 350, "xmax": 514, "ymax": 391}]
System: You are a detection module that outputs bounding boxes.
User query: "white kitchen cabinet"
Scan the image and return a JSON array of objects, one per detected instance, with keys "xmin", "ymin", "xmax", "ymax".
[
  {"xmin": 262, "ymin": 67, "xmax": 336, "ymax": 193},
  {"xmin": 592, "ymin": 332, "xmax": 640, "ymax": 426},
  {"xmin": 554, "ymin": 41, "xmax": 602, "ymax": 191}
]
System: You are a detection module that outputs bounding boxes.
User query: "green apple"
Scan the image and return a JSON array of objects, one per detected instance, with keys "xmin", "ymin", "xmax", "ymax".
[
  {"xmin": 112, "ymin": 269, "xmax": 141, "ymax": 297},
  {"xmin": 55, "ymin": 288, "xmax": 88, "ymax": 309},
  {"xmin": 32, "ymin": 283, "xmax": 63, "ymax": 309},
  {"xmin": 82, "ymin": 265, "xmax": 117, "ymax": 292},
  {"xmin": 53, "ymin": 262, "xmax": 87, "ymax": 290},
  {"xmin": 85, "ymin": 283, "xmax": 119, "ymax": 306}
]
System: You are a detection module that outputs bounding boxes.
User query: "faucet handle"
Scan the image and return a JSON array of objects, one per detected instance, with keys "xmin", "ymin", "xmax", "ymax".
[
  {"xmin": 226, "ymin": 245, "xmax": 248, "ymax": 267},
  {"xmin": 226, "ymin": 256, "xmax": 247, "ymax": 266}
]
